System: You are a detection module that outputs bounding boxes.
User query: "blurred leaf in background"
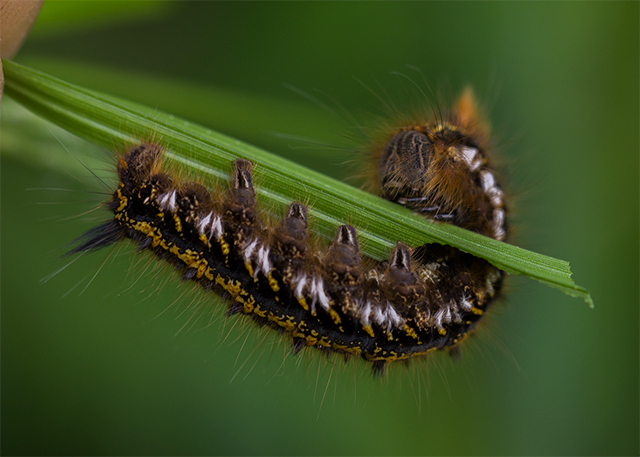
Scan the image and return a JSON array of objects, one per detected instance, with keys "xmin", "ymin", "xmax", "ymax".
[{"xmin": 2, "ymin": 2, "xmax": 638, "ymax": 455}]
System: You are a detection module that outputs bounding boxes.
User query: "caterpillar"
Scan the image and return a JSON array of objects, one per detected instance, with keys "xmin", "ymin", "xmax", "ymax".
[{"xmin": 69, "ymin": 88, "xmax": 507, "ymax": 376}]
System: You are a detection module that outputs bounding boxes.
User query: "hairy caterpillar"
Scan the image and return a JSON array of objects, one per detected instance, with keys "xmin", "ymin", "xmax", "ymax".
[{"xmin": 69, "ymin": 89, "xmax": 507, "ymax": 376}]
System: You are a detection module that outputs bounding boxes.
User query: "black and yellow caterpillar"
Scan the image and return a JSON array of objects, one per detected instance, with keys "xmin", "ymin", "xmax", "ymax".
[{"xmin": 70, "ymin": 90, "xmax": 507, "ymax": 376}]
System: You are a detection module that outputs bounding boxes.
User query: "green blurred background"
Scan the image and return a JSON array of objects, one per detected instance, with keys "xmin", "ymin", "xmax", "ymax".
[{"xmin": 2, "ymin": 2, "xmax": 638, "ymax": 455}]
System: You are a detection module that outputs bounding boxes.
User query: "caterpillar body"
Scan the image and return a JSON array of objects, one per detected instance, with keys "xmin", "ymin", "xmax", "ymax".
[{"xmin": 70, "ymin": 90, "xmax": 507, "ymax": 376}]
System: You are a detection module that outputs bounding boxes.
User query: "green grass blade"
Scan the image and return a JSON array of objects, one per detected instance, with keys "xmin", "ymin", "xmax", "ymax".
[{"xmin": 2, "ymin": 59, "xmax": 593, "ymax": 307}]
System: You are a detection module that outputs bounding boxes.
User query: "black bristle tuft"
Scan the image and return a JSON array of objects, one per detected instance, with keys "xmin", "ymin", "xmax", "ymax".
[
  {"xmin": 371, "ymin": 360, "xmax": 386, "ymax": 378},
  {"xmin": 227, "ymin": 302, "xmax": 244, "ymax": 316},
  {"xmin": 291, "ymin": 337, "xmax": 306, "ymax": 355},
  {"xmin": 137, "ymin": 237, "xmax": 153, "ymax": 252},
  {"xmin": 182, "ymin": 268, "xmax": 198, "ymax": 281},
  {"xmin": 67, "ymin": 220, "xmax": 124, "ymax": 256}
]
